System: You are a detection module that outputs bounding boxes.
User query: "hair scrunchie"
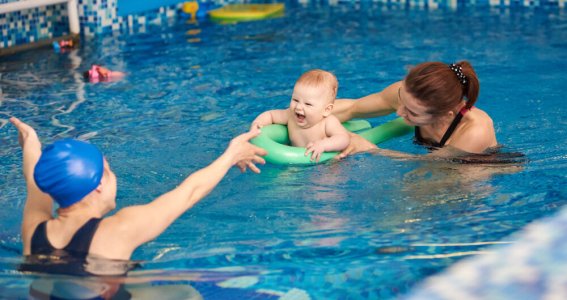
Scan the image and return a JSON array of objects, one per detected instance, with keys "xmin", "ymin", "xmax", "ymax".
[{"xmin": 449, "ymin": 63, "xmax": 467, "ymax": 86}]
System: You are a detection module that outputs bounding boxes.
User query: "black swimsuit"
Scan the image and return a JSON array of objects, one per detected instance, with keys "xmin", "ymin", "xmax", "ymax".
[
  {"xmin": 30, "ymin": 218, "xmax": 102, "ymax": 257},
  {"xmin": 415, "ymin": 107, "xmax": 471, "ymax": 149},
  {"xmin": 20, "ymin": 218, "xmax": 109, "ymax": 276},
  {"xmin": 22, "ymin": 218, "xmax": 135, "ymax": 298}
]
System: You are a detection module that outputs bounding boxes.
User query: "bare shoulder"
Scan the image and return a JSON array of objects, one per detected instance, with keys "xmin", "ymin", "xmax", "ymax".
[
  {"xmin": 325, "ymin": 114, "xmax": 342, "ymax": 125},
  {"xmin": 449, "ymin": 107, "xmax": 497, "ymax": 153},
  {"xmin": 89, "ymin": 212, "xmax": 135, "ymax": 260},
  {"xmin": 324, "ymin": 114, "xmax": 348, "ymax": 132},
  {"xmin": 468, "ymin": 107, "xmax": 496, "ymax": 133}
]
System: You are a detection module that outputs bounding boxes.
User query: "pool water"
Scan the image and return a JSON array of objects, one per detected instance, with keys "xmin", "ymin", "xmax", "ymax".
[{"xmin": 1, "ymin": 2, "xmax": 567, "ymax": 298}]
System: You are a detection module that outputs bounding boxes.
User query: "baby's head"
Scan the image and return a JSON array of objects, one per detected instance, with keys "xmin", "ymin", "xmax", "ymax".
[
  {"xmin": 294, "ymin": 69, "xmax": 338, "ymax": 104},
  {"xmin": 290, "ymin": 69, "xmax": 338, "ymax": 128}
]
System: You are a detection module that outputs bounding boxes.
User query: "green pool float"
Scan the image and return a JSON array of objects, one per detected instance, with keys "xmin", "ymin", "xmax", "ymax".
[{"xmin": 250, "ymin": 118, "xmax": 414, "ymax": 165}]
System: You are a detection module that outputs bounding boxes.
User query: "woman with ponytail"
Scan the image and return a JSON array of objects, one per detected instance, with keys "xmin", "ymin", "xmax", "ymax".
[{"xmin": 333, "ymin": 61, "xmax": 497, "ymax": 157}]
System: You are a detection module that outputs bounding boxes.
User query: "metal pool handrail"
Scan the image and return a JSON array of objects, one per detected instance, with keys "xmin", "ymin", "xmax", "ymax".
[{"xmin": 0, "ymin": 0, "xmax": 80, "ymax": 34}]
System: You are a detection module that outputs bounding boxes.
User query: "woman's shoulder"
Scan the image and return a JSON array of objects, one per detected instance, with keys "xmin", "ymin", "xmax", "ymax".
[
  {"xmin": 467, "ymin": 107, "xmax": 495, "ymax": 133},
  {"xmin": 450, "ymin": 107, "xmax": 497, "ymax": 153}
]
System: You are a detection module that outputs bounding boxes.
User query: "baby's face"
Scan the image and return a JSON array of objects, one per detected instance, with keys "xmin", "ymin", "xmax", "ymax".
[{"xmin": 289, "ymin": 84, "xmax": 333, "ymax": 128}]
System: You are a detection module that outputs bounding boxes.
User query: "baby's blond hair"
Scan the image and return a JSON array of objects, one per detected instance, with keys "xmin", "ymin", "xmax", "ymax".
[{"xmin": 295, "ymin": 69, "xmax": 338, "ymax": 102}]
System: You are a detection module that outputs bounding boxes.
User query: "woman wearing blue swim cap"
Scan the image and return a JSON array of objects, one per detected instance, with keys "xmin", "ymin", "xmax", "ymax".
[{"xmin": 10, "ymin": 117, "xmax": 266, "ymax": 263}]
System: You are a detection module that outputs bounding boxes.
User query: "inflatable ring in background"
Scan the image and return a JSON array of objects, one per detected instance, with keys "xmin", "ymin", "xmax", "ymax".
[
  {"xmin": 250, "ymin": 118, "xmax": 413, "ymax": 165},
  {"xmin": 209, "ymin": 4, "xmax": 285, "ymax": 23}
]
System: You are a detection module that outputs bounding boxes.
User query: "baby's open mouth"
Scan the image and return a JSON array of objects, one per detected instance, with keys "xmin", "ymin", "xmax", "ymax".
[{"xmin": 295, "ymin": 112, "xmax": 305, "ymax": 122}]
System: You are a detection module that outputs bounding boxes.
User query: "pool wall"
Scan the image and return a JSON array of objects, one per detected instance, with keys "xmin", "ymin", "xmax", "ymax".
[
  {"xmin": 0, "ymin": 0, "xmax": 220, "ymax": 50},
  {"xmin": 404, "ymin": 204, "xmax": 567, "ymax": 299},
  {"xmin": 0, "ymin": 0, "xmax": 565, "ymax": 50}
]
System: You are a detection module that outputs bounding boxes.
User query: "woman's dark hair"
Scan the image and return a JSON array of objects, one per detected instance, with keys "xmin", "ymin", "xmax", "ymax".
[
  {"xmin": 404, "ymin": 61, "xmax": 479, "ymax": 114},
  {"xmin": 83, "ymin": 71, "xmax": 90, "ymax": 80}
]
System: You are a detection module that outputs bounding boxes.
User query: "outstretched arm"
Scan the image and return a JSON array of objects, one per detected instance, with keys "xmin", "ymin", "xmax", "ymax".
[
  {"xmin": 336, "ymin": 132, "xmax": 378, "ymax": 159},
  {"xmin": 105, "ymin": 128, "xmax": 267, "ymax": 259},
  {"xmin": 336, "ymin": 136, "xmax": 479, "ymax": 161},
  {"xmin": 10, "ymin": 117, "xmax": 53, "ymax": 255},
  {"xmin": 333, "ymin": 81, "xmax": 402, "ymax": 122},
  {"xmin": 305, "ymin": 116, "xmax": 351, "ymax": 162},
  {"xmin": 250, "ymin": 109, "xmax": 289, "ymax": 130}
]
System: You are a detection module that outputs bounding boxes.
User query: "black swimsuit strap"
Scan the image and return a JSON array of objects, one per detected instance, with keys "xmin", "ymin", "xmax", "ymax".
[
  {"xmin": 64, "ymin": 218, "xmax": 102, "ymax": 255},
  {"xmin": 415, "ymin": 108, "xmax": 469, "ymax": 148},
  {"xmin": 437, "ymin": 110, "xmax": 466, "ymax": 147},
  {"xmin": 30, "ymin": 221, "xmax": 51, "ymax": 254}
]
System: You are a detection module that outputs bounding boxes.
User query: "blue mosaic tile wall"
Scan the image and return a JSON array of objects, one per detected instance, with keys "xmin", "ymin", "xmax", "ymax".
[
  {"xmin": 0, "ymin": 0, "xmax": 566, "ymax": 46},
  {"xmin": 0, "ymin": 3, "xmax": 70, "ymax": 48},
  {"xmin": 404, "ymin": 205, "xmax": 567, "ymax": 300}
]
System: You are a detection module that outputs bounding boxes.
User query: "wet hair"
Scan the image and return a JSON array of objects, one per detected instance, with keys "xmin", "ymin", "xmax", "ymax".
[
  {"xmin": 404, "ymin": 61, "xmax": 479, "ymax": 114},
  {"xmin": 295, "ymin": 69, "xmax": 338, "ymax": 102},
  {"xmin": 83, "ymin": 70, "xmax": 90, "ymax": 80}
]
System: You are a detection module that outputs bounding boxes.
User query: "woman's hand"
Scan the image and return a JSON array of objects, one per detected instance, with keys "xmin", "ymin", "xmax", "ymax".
[
  {"xmin": 10, "ymin": 117, "xmax": 41, "ymax": 150},
  {"xmin": 336, "ymin": 132, "xmax": 377, "ymax": 159},
  {"xmin": 228, "ymin": 128, "xmax": 267, "ymax": 173}
]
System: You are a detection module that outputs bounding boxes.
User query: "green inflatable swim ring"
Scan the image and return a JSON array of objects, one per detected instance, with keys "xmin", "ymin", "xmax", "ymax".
[{"xmin": 250, "ymin": 118, "xmax": 414, "ymax": 165}]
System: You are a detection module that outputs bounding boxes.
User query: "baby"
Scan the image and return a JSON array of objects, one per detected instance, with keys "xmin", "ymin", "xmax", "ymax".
[{"xmin": 251, "ymin": 69, "xmax": 350, "ymax": 162}]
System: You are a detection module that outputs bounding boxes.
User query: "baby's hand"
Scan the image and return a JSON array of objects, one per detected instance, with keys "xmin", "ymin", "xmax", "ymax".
[{"xmin": 305, "ymin": 140, "xmax": 326, "ymax": 162}]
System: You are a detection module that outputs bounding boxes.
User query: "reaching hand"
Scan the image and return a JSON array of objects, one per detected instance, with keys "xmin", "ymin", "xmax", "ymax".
[
  {"xmin": 305, "ymin": 140, "xmax": 326, "ymax": 162},
  {"xmin": 227, "ymin": 127, "xmax": 267, "ymax": 174},
  {"xmin": 10, "ymin": 117, "xmax": 40, "ymax": 150},
  {"xmin": 336, "ymin": 133, "xmax": 377, "ymax": 159}
]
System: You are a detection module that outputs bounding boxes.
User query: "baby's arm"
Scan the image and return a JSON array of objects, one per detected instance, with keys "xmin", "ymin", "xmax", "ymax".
[
  {"xmin": 305, "ymin": 115, "xmax": 351, "ymax": 162},
  {"xmin": 250, "ymin": 109, "xmax": 289, "ymax": 130},
  {"xmin": 322, "ymin": 115, "xmax": 351, "ymax": 151}
]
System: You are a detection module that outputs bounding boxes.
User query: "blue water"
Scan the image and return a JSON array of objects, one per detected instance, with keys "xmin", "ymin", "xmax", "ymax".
[{"xmin": 1, "ymin": 2, "xmax": 567, "ymax": 298}]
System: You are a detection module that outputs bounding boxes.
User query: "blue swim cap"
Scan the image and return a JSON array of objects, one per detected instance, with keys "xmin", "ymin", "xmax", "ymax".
[{"xmin": 34, "ymin": 139, "xmax": 104, "ymax": 208}]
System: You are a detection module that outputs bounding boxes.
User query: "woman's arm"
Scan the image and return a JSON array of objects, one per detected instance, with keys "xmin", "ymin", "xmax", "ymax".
[
  {"xmin": 333, "ymin": 82, "xmax": 402, "ymax": 122},
  {"xmin": 10, "ymin": 117, "xmax": 53, "ymax": 255},
  {"xmin": 336, "ymin": 132, "xmax": 378, "ymax": 158},
  {"xmin": 336, "ymin": 135, "xmax": 450, "ymax": 161},
  {"xmin": 101, "ymin": 129, "xmax": 267, "ymax": 259},
  {"xmin": 337, "ymin": 134, "xmax": 489, "ymax": 161}
]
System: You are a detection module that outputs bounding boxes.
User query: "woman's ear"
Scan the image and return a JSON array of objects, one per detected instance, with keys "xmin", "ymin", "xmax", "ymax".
[
  {"xmin": 94, "ymin": 172, "xmax": 106, "ymax": 193},
  {"xmin": 323, "ymin": 103, "xmax": 334, "ymax": 117},
  {"xmin": 442, "ymin": 110, "xmax": 455, "ymax": 122}
]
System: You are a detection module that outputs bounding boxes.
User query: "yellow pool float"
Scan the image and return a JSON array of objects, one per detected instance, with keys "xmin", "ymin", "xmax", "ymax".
[{"xmin": 208, "ymin": 3, "xmax": 285, "ymax": 22}]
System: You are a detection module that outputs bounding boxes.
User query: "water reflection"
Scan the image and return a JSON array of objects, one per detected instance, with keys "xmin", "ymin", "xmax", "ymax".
[
  {"xmin": 29, "ymin": 277, "xmax": 133, "ymax": 300},
  {"xmin": 51, "ymin": 49, "xmax": 86, "ymax": 137},
  {"xmin": 18, "ymin": 253, "xmax": 291, "ymax": 299},
  {"xmin": 25, "ymin": 268, "xmax": 288, "ymax": 300},
  {"xmin": 388, "ymin": 146, "xmax": 527, "ymax": 204}
]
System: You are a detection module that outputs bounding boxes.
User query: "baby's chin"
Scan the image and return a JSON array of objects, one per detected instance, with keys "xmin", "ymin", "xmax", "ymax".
[{"xmin": 293, "ymin": 120, "xmax": 315, "ymax": 129}]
